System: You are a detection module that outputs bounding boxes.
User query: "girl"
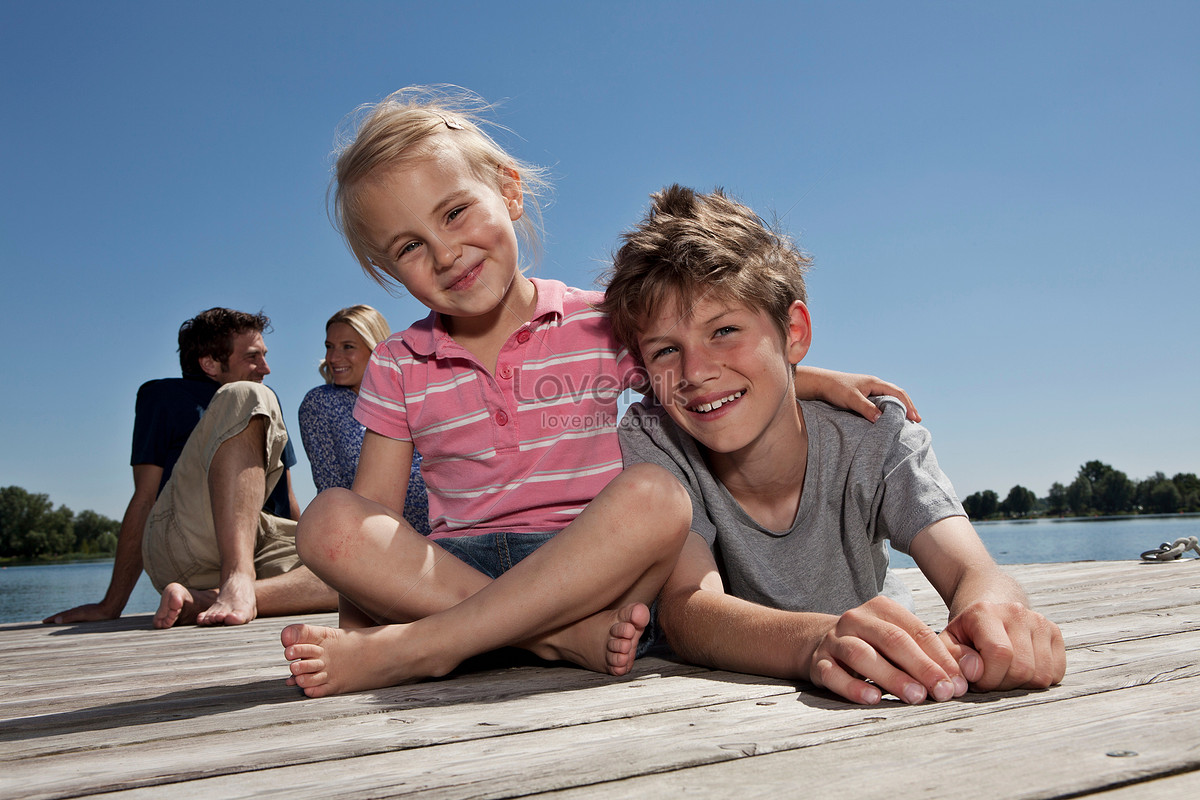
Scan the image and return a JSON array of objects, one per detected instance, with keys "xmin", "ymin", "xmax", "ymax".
[
  {"xmin": 297, "ymin": 305, "xmax": 430, "ymax": 534},
  {"xmin": 281, "ymin": 86, "xmax": 915, "ymax": 696}
]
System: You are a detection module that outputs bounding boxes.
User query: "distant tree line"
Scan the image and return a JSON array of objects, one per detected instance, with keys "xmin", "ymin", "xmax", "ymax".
[
  {"xmin": 962, "ymin": 461, "xmax": 1200, "ymax": 521},
  {"xmin": 0, "ymin": 486, "xmax": 120, "ymax": 560}
]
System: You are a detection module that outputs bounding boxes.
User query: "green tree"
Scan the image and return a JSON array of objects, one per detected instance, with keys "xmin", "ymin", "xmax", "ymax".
[
  {"xmin": 1001, "ymin": 485, "xmax": 1037, "ymax": 517},
  {"xmin": 1095, "ymin": 469, "xmax": 1134, "ymax": 514},
  {"xmin": 0, "ymin": 486, "xmax": 55, "ymax": 557},
  {"xmin": 1066, "ymin": 475, "xmax": 1092, "ymax": 515},
  {"xmin": 1173, "ymin": 473, "xmax": 1200, "ymax": 512},
  {"xmin": 1148, "ymin": 480, "xmax": 1182, "ymax": 514},
  {"xmin": 1046, "ymin": 482, "xmax": 1068, "ymax": 516},
  {"xmin": 73, "ymin": 509, "xmax": 120, "ymax": 555},
  {"xmin": 977, "ymin": 490, "xmax": 999, "ymax": 519}
]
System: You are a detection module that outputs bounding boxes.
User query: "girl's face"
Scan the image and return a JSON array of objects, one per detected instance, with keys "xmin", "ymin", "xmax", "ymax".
[
  {"xmin": 324, "ymin": 321, "xmax": 371, "ymax": 392},
  {"xmin": 356, "ymin": 146, "xmax": 525, "ymax": 324}
]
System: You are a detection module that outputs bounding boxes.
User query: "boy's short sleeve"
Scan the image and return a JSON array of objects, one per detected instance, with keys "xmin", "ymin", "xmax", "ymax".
[
  {"xmin": 617, "ymin": 402, "xmax": 719, "ymax": 545},
  {"xmin": 868, "ymin": 400, "xmax": 966, "ymax": 554}
]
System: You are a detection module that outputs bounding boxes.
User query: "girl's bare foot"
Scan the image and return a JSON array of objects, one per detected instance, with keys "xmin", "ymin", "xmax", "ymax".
[
  {"xmin": 281, "ymin": 622, "xmax": 444, "ymax": 698},
  {"xmin": 153, "ymin": 583, "xmax": 217, "ymax": 629},
  {"xmin": 527, "ymin": 602, "xmax": 650, "ymax": 676}
]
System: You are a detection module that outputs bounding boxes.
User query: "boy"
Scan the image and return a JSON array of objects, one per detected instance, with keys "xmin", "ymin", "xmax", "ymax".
[{"xmin": 600, "ymin": 186, "xmax": 1065, "ymax": 705}]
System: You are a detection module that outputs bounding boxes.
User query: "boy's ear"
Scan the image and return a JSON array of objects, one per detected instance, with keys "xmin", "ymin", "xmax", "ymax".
[
  {"xmin": 785, "ymin": 300, "xmax": 812, "ymax": 365},
  {"xmin": 498, "ymin": 166, "xmax": 524, "ymax": 221}
]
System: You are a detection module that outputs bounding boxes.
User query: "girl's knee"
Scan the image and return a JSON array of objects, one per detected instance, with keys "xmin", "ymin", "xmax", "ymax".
[
  {"xmin": 296, "ymin": 488, "xmax": 358, "ymax": 562},
  {"xmin": 615, "ymin": 463, "xmax": 691, "ymax": 536}
]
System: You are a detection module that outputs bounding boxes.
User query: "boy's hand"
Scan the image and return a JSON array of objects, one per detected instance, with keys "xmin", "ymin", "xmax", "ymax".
[
  {"xmin": 793, "ymin": 367, "xmax": 921, "ymax": 423},
  {"xmin": 809, "ymin": 595, "xmax": 969, "ymax": 705},
  {"xmin": 940, "ymin": 601, "xmax": 1066, "ymax": 691}
]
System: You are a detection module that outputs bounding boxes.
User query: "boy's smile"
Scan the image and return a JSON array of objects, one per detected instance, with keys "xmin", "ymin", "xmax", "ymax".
[{"xmin": 638, "ymin": 295, "xmax": 811, "ymax": 464}]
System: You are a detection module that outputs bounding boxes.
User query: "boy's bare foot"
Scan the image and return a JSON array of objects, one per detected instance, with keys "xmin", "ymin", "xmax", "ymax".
[
  {"xmin": 196, "ymin": 572, "xmax": 257, "ymax": 626},
  {"xmin": 528, "ymin": 602, "xmax": 650, "ymax": 676},
  {"xmin": 281, "ymin": 622, "xmax": 441, "ymax": 698},
  {"xmin": 153, "ymin": 583, "xmax": 217, "ymax": 629}
]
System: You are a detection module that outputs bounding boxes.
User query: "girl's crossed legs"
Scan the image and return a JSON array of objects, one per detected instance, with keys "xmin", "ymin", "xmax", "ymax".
[{"xmin": 281, "ymin": 463, "xmax": 690, "ymax": 697}]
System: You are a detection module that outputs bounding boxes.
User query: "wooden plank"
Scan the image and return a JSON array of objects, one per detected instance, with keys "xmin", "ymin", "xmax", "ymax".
[
  {"xmin": 5, "ymin": 625, "xmax": 1198, "ymax": 800},
  {"xmin": 54, "ymin": 673, "xmax": 1200, "ymax": 800},
  {"xmin": 532, "ymin": 679, "xmax": 1200, "ymax": 800}
]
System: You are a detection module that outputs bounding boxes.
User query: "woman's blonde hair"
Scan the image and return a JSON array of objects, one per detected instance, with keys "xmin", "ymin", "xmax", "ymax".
[
  {"xmin": 318, "ymin": 304, "xmax": 390, "ymax": 383},
  {"xmin": 329, "ymin": 85, "xmax": 551, "ymax": 291}
]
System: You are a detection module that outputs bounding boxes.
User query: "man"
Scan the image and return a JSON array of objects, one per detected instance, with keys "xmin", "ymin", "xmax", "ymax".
[{"xmin": 45, "ymin": 308, "xmax": 336, "ymax": 627}]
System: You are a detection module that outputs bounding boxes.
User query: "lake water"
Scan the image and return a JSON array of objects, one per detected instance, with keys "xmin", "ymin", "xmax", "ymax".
[
  {"xmin": 2, "ymin": 515, "xmax": 1197, "ymax": 624},
  {"xmin": 887, "ymin": 514, "xmax": 1200, "ymax": 568}
]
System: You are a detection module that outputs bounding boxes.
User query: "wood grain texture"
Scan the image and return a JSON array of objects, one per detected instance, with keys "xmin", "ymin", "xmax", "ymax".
[{"xmin": 2, "ymin": 560, "xmax": 1197, "ymax": 799}]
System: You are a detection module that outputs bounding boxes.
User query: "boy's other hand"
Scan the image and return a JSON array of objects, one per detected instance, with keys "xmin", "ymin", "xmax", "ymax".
[
  {"xmin": 809, "ymin": 595, "xmax": 967, "ymax": 705},
  {"xmin": 940, "ymin": 601, "xmax": 1066, "ymax": 692}
]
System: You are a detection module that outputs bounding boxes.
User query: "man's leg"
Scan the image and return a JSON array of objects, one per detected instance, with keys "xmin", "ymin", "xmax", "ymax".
[{"xmin": 152, "ymin": 383, "xmax": 337, "ymax": 627}]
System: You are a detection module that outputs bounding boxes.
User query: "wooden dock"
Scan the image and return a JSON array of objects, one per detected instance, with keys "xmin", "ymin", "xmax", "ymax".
[{"xmin": 3, "ymin": 560, "xmax": 1198, "ymax": 799}]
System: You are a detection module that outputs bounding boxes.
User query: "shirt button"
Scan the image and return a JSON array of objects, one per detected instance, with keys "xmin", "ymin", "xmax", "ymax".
[
  {"xmin": 495, "ymin": 410, "xmax": 509, "ymax": 426},
  {"xmin": 499, "ymin": 365, "xmax": 512, "ymax": 379},
  {"xmin": 516, "ymin": 330, "xmax": 531, "ymax": 344}
]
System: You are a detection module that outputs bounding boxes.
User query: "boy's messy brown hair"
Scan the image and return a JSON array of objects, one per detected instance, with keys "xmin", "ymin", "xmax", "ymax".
[{"xmin": 600, "ymin": 185, "xmax": 810, "ymax": 361}]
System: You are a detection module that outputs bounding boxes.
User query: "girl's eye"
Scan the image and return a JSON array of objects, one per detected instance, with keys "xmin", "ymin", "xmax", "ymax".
[
  {"xmin": 398, "ymin": 241, "xmax": 421, "ymax": 258},
  {"xmin": 447, "ymin": 205, "xmax": 466, "ymax": 222}
]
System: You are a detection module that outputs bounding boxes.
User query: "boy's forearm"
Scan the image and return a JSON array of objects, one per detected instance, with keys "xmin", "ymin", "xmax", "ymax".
[{"xmin": 660, "ymin": 587, "xmax": 829, "ymax": 681}]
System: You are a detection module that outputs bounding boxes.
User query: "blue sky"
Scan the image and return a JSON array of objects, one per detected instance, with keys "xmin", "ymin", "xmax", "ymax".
[{"xmin": 2, "ymin": 1, "xmax": 1196, "ymax": 520}]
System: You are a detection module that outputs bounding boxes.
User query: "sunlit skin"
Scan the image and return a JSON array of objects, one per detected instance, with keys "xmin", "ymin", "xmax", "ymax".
[
  {"xmin": 354, "ymin": 143, "xmax": 535, "ymax": 344},
  {"xmin": 640, "ymin": 292, "xmax": 1065, "ymax": 703},
  {"xmin": 638, "ymin": 296, "xmax": 812, "ymax": 513},
  {"xmin": 324, "ymin": 322, "xmax": 371, "ymax": 393},
  {"xmin": 202, "ymin": 330, "xmax": 271, "ymax": 385}
]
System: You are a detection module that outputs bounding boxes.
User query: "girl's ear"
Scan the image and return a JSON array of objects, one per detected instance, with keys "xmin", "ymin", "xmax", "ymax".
[
  {"xmin": 785, "ymin": 300, "xmax": 812, "ymax": 365},
  {"xmin": 498, "ymin": 166, "xmax": 524, "ymax": 221}
]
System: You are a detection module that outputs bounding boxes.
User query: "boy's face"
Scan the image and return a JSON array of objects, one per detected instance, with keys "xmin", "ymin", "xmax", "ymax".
[
  {"xmin": 355, "ymin": 146, "xmax": 525, "ymax": 321},
  {"xmin": 636, "ymin": 294, "xmax": 811, "ymax": 455}
]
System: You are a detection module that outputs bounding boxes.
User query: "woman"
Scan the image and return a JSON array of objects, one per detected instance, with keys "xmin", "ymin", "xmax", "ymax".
[{"xmin": 298, "ymin": 305, "xmax": 430, "ymax": 534}]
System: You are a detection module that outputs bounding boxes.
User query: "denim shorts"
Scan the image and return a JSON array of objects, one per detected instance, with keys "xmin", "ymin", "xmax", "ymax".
[
  {"xmin": 434, "ymin": 531, "xmax": 557, "ymax": 579},
  {"xmin": 434, "ymin": 530, "xmax": 659, "ymax": 657}
]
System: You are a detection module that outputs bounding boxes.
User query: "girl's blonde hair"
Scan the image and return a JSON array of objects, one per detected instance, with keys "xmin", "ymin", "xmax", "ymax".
[
  {"xmin": 329, "ymin": 85, "xmax": 550, "ymax": 291},
  {"xmin": 318, "ymin": 304, "xmax": 390, "ymax": 383}
]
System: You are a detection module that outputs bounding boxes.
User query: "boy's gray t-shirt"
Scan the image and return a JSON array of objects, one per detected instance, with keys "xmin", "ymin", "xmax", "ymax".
[{"xmin": 618, "ymin": 396, "xmax": 966, "ymax": 616}]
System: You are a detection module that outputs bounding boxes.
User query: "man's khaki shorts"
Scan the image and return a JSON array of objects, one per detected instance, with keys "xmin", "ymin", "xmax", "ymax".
[{"xmin": 142, "ymin": 381, "xmax": 301, "ymax": 592}]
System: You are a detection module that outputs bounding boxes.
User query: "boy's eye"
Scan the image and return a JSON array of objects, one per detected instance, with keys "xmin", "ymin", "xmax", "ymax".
[
  {"xmin": 649, "ymin": 345, "xmax": 678, "ymax": 361},
  {"xmin": 714, "ymin": 326, "xmax": 738, "ymax": 337},
  {"xmin": 447, "ymin": 205, "xmax": 466, "ymax": 222}
]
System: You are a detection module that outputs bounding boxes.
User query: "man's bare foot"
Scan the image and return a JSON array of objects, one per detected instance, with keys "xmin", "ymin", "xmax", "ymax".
[
  {"xmin": 153, "ymin": 583, "xmax": 217, "ymax": 629},
  {"xmin": 527, "ymin": 602, "xmax": 650, "ymax": 676},
  {"xmin": 281, "ymin": 622, "xmax": 443, "ymax": 698},
  {"xmin": 196, "ymin": 572, "xmax": 257, "ymax": 626}
]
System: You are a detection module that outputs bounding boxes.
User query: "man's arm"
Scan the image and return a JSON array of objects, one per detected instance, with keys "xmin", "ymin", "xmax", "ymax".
[
  {"xmin": 659, "ymin": 532, "xmax": 966, "ymax": 704},
  {"xmin": 43, "ymin": 464, "xmax": 162, "ymax": 624},
  {"xmin": 909, "ymin": 516, "xmax": 1067, "ymax": 691}
]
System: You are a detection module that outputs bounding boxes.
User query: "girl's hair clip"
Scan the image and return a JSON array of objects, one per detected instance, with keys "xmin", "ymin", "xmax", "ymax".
[{"xmin": 437, "ymin": 114, "xmax": 464, "ymax": 130}]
